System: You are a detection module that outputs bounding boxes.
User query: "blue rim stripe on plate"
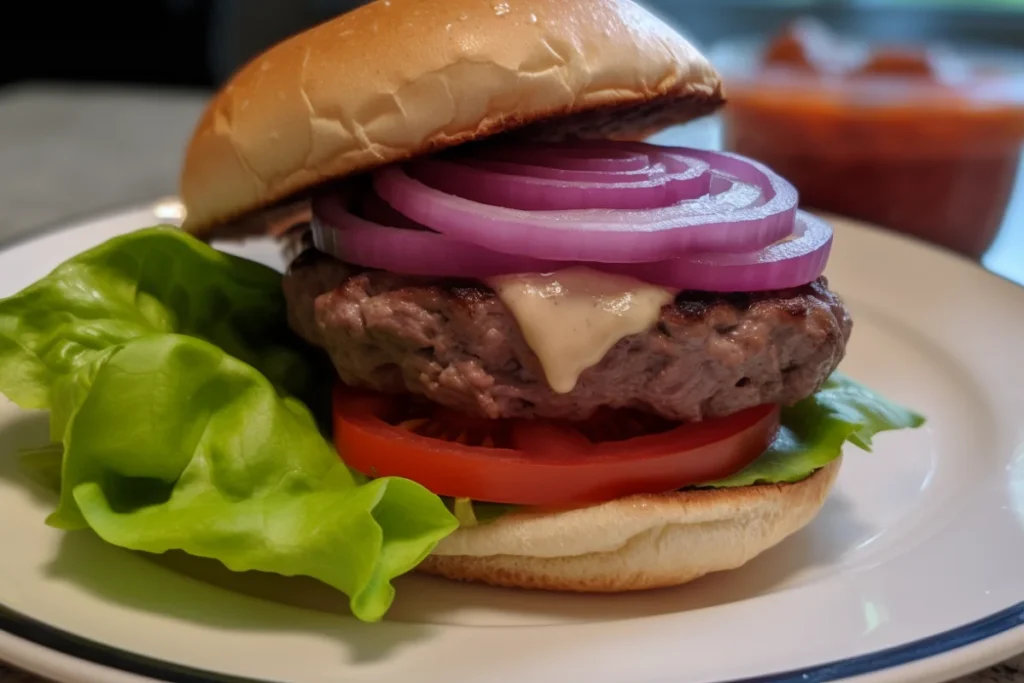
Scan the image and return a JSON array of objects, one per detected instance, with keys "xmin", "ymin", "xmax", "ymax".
[{"xmin": 3, "ymin": 600, "xmax": 1024, "ymax": 683}]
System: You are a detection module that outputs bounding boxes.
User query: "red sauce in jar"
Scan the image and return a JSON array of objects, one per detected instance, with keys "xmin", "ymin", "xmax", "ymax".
[{"xmin": 722, "ymin": 20, "xmax": 1024, "ymax": 258}]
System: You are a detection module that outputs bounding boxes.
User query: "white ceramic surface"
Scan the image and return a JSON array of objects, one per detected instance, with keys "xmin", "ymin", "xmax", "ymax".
[{"xmin": 1, "ymin": 202, "xmax": 1023, "ymax": 683}]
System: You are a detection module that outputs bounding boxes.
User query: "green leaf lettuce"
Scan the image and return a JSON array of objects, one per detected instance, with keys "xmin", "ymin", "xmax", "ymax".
[
  {"xmin": 701, "ymin": 373, "xmax": 925, "ymax": 488},
  {"xmin": 0, "ymin": 227, "xmax": 457, "ymax": 622}
]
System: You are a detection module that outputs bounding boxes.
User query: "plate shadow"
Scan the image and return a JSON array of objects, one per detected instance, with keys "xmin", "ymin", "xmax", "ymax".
[
  {"xmin": 0, "ymin": 410, "xmax": 59, "ymax": 505},
  {"xmin": 43, "ymin": 533, "xmax": 433, "ymax": 664}
]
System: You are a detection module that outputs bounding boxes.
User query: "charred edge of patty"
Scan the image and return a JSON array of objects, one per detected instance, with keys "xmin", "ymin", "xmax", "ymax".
[{"xmin": 287, "ymin": 246, "xmax": 849, "ymax": 327}]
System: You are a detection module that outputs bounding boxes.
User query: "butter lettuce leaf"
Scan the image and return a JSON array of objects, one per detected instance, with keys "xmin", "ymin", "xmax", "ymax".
[
  {"xmin": 702, "ymin": 373, "xmax": 925, "ymax": 488},
  {"xmin": 61, "ymin": 334, "xmax": 455, "ymax": 621},
  {"xmin": 0, "ymin": 227, "xmax": 457, "ymax": 622},
  {"xmin": 0, "ymin": 226, "xmax": 322, "ymax": 432}
]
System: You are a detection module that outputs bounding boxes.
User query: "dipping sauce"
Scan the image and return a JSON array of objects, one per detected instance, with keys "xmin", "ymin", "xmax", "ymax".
[{"xmin": 721, "ymin": 19, "xmax": 1024, "ymax": 258}]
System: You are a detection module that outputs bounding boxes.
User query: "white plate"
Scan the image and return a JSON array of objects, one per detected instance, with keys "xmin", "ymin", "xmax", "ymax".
[{"xmin": 1, "ymin": 201, "xmax": 1023, "ymax": 683}]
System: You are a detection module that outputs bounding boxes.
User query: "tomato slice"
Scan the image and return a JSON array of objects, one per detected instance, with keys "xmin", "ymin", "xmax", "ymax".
[{"xmin": 332, "ymin": 386, "xmax": 780, "ymax": 507}]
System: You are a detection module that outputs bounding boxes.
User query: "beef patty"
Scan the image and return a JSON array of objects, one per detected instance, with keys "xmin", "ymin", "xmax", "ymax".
[{"xmin": 283, "ymin": 249, "xmax": 852, "ymax": 422}]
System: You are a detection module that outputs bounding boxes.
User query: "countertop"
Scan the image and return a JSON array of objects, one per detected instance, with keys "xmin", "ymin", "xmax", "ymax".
[{"xmin": 0, "ymin": 82, "xmax": 1021, "ymax": 683}]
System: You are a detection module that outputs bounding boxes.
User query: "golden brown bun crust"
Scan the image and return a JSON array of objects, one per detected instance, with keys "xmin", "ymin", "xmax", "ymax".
[
  {"xmin": 179, "ymin": 0, "xmax": 723, "ymax": 236},
  {"xmin": 417, "ymin": 459, "xmax": 841, "ymax": 592}
]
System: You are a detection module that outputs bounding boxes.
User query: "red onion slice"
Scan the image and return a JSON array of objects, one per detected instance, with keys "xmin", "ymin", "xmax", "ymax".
[
  {"xmin": 312, "ymin": 193, "xmax": 834, "ymax": 292},
  {"xmin": 371, "ymin": 145, "xmax": 798, "ymax": 263},
  {"xmin": 462, "ymin": 159, "xmax": 666, "ymax": 183},
  {"xmin": 407, "ymin": 157, "xmax": 711, "ymax": 210},
  {"xmin": 477, "ymin": 145, "xmax": 653, "ymax": 172},
  {"xmin": 608, "ymin": 212, "xmax": 834, "ymax": 292},
  {"xmin": 312, "ymin": 195, "xmax": 566, "ymax": 278}
]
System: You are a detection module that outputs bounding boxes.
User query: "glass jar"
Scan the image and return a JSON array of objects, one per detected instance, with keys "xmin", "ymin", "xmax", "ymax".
[{"xmin": 716, "ymin": 20, "xmax": 1024, "ymax": 259}]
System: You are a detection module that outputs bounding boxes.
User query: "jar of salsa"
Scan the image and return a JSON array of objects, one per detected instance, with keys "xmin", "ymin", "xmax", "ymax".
[{"xmin": 718, "ymin": 19, "xmax": 1024, "ymax": 258}]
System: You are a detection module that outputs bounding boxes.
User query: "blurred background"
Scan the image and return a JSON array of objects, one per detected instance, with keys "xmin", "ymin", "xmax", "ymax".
[
  {"xmin": 3, "ymin": 0, "xmax": 1023, "ymax": 88},
  {"xmin": 0, "ymin": 0, "xmax": 1022, "ymax": 269}
]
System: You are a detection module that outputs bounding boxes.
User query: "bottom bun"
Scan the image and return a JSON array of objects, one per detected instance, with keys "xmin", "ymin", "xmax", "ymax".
[{"xmin": 417, "ymin": 458, "xmax": 841, "ymax": 592}]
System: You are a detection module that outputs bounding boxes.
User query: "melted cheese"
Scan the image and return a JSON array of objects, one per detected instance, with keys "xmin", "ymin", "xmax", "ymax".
[{"xmin": 487, "ymin": 267, "xmax": 675, "ymax": 394}]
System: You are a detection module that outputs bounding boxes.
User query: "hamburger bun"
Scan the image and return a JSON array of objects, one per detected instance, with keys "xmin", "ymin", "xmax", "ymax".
[
  {"xmin": 418, "ymin": 459, "xmax": 841, "ymax": 591},
  {"xmin": 177, "ymin": 0, "xmax": 841, "ymax": 597},
  {"xmin": 179, "ymin": 0, "xmax": 724, "ymax": 237}
]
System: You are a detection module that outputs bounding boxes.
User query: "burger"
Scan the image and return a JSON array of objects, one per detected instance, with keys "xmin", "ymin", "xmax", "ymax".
[{"xmin": 0, "ymin": 0, "xmax": 922, "ymax": 622}]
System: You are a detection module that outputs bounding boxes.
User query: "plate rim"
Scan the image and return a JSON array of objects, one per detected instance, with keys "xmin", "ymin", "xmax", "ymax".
[
  {"xmin": 4, "ymin": 599, "xmax": 1024, "ymax": 683},
  {"xmin": 2, "ymin": 200, "xmax": 1024, "ymax": 683}
]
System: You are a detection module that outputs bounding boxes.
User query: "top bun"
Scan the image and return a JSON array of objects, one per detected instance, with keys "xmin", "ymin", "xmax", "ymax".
[{"xmin": 179, "ymin": 0, "xmax": 724, "ymax": 237}]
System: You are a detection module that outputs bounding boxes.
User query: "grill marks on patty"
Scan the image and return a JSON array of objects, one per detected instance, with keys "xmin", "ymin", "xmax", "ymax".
[{"xmin": 283, "ymin": 249, "xmax": 852, "ymax": 422}]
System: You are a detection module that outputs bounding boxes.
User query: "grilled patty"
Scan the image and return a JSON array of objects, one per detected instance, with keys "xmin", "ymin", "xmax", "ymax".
[{"xmin": 283, "ymin": 249, "xmax": 852, "ymax": 422}]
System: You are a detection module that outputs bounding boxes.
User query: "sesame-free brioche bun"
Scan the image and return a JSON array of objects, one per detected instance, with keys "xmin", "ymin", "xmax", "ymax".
[
  {"xmin": 418, "ymin": 459, "xmax": 841, "ymax": 591},
  {"xmin": 179, "ymin": 0, "xmax": 724, "ymax": 237}
]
